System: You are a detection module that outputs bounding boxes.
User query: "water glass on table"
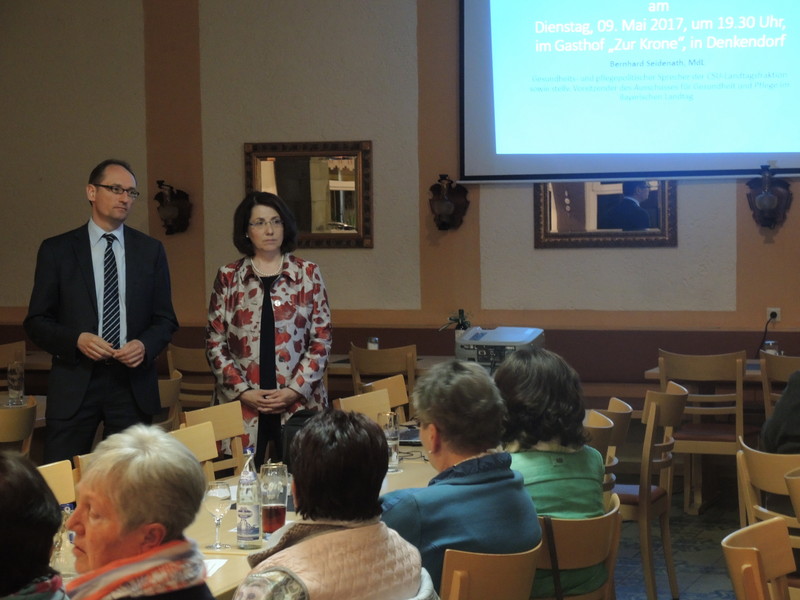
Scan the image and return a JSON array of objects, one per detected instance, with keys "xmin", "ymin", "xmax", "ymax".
[
  {"xmin": 260, "ymin": 463, "xmax": 288, "ymax": 537},
  {"xmin": 203, "ymin": 481, "xmax": 233, "ymax": 550},
  {"xmin": 6, "ymin": 360, "xmax": 24, "ymax": 406},
  {"xmin": 378, "ymin": 411, "xmax": 401, "ymax": 473}
]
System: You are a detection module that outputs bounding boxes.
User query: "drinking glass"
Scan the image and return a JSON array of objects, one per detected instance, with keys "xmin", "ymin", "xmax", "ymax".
[
  {"xmin": 377, "ymin": 412, "xmax": 401, "ymax": 473},
  {"xmin": 203, "ymin": 481, "xmax": 233, "ymax": 550},
  {"xmin": 7, "ymin": 360, "xmax": 24, "ymax": 406},
  {"xmin": 259, "ymin": 463, "xmax": 288, "ymax": 537}
]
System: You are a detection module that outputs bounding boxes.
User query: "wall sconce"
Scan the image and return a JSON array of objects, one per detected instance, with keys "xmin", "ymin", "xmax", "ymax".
[
  {"xmin": 154, "ymin": 180, "xmax": 192, "ymax": 234},
  {"xmin": 429, "ymin": 174, "xmax": 469, "ymax": 230},
  {"xmin": 746, "ymin": 165, "xmax": 793, "ymax": 229}
]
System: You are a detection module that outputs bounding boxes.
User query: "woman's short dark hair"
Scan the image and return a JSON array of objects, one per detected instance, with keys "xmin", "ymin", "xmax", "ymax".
[
  {"xmin": 412, "ymin": 360, "xmax": 507, "ymax": 454},
  {"xmin": 233, "ymin": 192, "xmax": 298, "ymax": 256},
  {"xmin": 291, "ymin": 410, "xmax": 387, "ymax": 521},
  {"xmin": 494, "ymin": 347, "xmax": 587, "ymax": 449},
  {"xmin": 0, "ymin": 451, "xmax": 62, "ymax": 595}
]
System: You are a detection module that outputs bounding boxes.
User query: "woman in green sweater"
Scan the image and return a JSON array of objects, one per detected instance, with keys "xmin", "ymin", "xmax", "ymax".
[{"xmin": 494, "ymin": 347, "xmax": 606, "ymax": 599}]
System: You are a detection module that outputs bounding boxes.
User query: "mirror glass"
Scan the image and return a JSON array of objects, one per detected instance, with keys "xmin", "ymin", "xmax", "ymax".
[
  {"xmin": 534, "ymin": 180, "xmax": 677, "ymax": 248},
  {"xmin": 244, "ymin": 141, "xmax": 373, "ymax": 248}
]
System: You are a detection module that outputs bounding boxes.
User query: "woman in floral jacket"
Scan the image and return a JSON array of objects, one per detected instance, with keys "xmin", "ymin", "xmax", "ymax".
[{"xmin": 207, "ymin": 192, "xmax": 331, "ymax": 467}]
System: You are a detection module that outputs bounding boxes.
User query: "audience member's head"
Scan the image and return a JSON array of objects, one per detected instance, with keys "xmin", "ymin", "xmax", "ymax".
[
  {"xmin": 494, "ymin": 347, "xmax": 587, "ymax": 450},
  {"xmin": 66, "ymin": 424, "xmax": 205, "ymax": 574},
  {"xmin": 413, "ymin": 359, "xmax": 506, "ymax": 457},
  {"xmin": 0, "ymin": 451, "xmax": 62, "ymax": 595},
  {"xmin": 291, "ymin": 409, "xmax": 387, "ymax": 521}
]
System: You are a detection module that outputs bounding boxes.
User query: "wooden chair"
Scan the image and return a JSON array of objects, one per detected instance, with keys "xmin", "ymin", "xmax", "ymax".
[
  {"xmin": 349, "ymin": 343, "xmax": 417, "ymax": 402},
  {"xmin": 362, "ymin": 374, "xmax": 411, "ymax": 421},
  {"xmin": 169, "ymin": 421, "xmax": 218, "ymax": 483},
  {"xmin": 72, "ymin": 453, "xmax": 95, "ymax": 483},
  {"xmin": 440, "ymin": 542, "xmax": 542, "ymax": 600},
  {"xmin": 737, "ymin": 438, "xmax": 800, "ymax": 533},
  {"xmin": 760, "ymin": 352, "xmax": 800, "ymax": 420},
  {"xmin": 722, "ymin": 516, "xmax": 794, "ymax": 600},
  {"xmin": 784, "ymin": 466, "xmax": 800, "ymax": 518},
  {"xmin": 0, "ymin": 396, "xmax": 37, "ymax": 456},
  {"xmin": 616, "ymin": 384, "xmax": 688, "ymax": 600},
  {"xmin": 333, "ymin": 388, "xmax": 391, "ymax": 422},
  {"xmin": 583, "ymin": 410, "xmax": 614, "ymax": 466},
  {"xmin": 184, "ymin": 400, "xmax": 247, "ymax": 477},
  {"xmin": 536, "ymin": 493, "xmax": 622, "ymax": 600},
  {"xmin": 0, "ymin": 340, "xmax": 26, "ymax": 392},
  {"xmin": 37, "ymin": 460, "xmax": 76, "ymax": 505},
  {"xmin": 167, "ymin": 343, "xmax": 215, "ymax": 410},
  {"xmin": 597, "ymin": 397, "xmax": 633, "ymax": 492},
  {"xmin": 658, "ymin": 349, "xmax": 759, "ymax": 515},
  {"xmin": 154, "ymin": 369, "xmax": 183, "ymax": 431}
]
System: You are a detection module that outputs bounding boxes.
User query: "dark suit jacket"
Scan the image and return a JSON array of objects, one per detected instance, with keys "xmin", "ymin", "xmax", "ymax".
[
  {"xmin": 24, "ymin": 224, "xmax": 179, "ymax": 420},
  {"xmin": 604, "ymin": 197, "xmax": 650, "ymax": 231}
]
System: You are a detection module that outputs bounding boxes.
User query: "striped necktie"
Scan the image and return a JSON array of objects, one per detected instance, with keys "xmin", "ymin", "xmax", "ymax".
[{"xmin": 102, "ymin": 233, "xmax": 121, "ymax": 349}]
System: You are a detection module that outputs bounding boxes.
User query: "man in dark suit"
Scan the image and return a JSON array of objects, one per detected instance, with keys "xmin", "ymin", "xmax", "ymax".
[
  {"xmin": 603, "ymin": 180, "xmax": 651, "ymax": 230},
  {"xmin": 24, "ymin": 159, "xmax": 179, "ymax": 463}
]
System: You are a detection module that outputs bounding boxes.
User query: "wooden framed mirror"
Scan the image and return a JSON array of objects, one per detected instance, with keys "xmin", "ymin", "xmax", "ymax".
[
  {"xmin": 533, "ymin": 180, "xmax": 677, "ymax": 248},
  {"xmin": 244, "ymin": 141, "xmax": 373, "ymax": 248}
]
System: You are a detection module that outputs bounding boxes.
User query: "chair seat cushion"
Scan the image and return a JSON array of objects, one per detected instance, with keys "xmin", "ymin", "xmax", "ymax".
[
  {"xmin": 615, "ymin": 483, "xmax": 666, "ymax": 506},
  {"xmin": 674, "ymin": 422, "xmax": 761, "ymax": 443}
]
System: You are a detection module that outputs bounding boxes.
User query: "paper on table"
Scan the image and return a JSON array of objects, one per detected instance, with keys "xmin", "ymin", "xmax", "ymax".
[{"xmin": 204, "ymin": 558, "xmax": 227, "ymax": 577}]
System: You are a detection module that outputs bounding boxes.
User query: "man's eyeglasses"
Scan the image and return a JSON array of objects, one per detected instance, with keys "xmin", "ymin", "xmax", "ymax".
[
  {"xmin": 249, "ymin": 218, "xmax": 283, "ymax": 229},
  {"xmin": 94, "ymin": 184, "xmax": 140, "ymax": 199}
]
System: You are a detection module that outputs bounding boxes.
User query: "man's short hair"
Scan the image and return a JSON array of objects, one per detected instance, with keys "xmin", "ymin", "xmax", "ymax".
[
  {"xmin": 291, "ymin": 410, "xmax": 387, "ymax": 520},
  {"xmin": 413, "ymin": 359, "xmax": 507, "ymax": 454},
  {"xmin": 622, "ymin": 180, "xmax": 649, "ymax": 196},
  {"xmin": 88, "ymin": 159, "xmax": 136, "ymax": 185},
  {"xmin": 81, "ymin": 424, "xmax": 205, "ymax": 541}
]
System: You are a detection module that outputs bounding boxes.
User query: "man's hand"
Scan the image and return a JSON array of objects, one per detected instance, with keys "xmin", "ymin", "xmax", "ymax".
[
  {"xmin": 113, "ymin": 339, "xmax": 146, "ymax": 368},
  {"xmin": 77, "ymin": 332, "xmax": 116, "ymax": 361}
]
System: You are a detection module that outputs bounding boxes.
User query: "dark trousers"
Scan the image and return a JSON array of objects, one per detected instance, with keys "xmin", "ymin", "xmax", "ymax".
[
  {"xmin": 44, "ymin": 361, "xmax": 151, "ymax": 464},
  {"xmin": 255, "ymin": 412, "xmax": 283, "ymax": 469}
]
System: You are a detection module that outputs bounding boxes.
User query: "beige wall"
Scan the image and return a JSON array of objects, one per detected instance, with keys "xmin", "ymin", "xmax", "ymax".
[{"xmin": 1, "ymin": 1, "xmax": 798, "ymax": 336}]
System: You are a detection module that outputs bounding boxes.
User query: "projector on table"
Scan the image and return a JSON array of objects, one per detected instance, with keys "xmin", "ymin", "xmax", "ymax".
[{"xmin": 455, "ymin": 326, "xmax": 545, "ymax": 370}]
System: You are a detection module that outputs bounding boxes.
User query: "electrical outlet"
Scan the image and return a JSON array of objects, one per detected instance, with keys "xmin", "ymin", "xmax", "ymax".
[{"xmin": 767, "ymin": 307, "xmax": 782, "ymax": 322}]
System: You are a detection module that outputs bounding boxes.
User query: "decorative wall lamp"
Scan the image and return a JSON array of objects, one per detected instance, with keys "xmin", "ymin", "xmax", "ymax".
[
  {"xmin": 429, "ymin": 174, "xmax": 469, "ymax": 230},
  {"xmin": 154, "ymin": 180, "xmax": 192, "ymax": 234},
  {"xmin": 746, "ymin": 165, "xmax": 792, "ymax": 229}
]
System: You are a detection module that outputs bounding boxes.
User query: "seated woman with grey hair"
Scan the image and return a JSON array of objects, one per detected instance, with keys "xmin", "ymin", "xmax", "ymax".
[
  {"xmin": 235, "ymin": 410, "xmax": 437, "ymax": 600},
  {"xmin": 65, "ymin": 424, "xmax": 213, "ymax": 600},
  {"xmin": 381, "ymin": 359, "xmax": 541, "ymax": 593}
]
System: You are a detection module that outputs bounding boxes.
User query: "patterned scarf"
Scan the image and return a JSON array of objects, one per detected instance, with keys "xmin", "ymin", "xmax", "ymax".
[
  {"xmin": 66, "ymin": 540, "xmax": 205, "ymax": 600},
  {"xmin": 1, "ymin": 573, "xmax": 68, "ymax": 600}
]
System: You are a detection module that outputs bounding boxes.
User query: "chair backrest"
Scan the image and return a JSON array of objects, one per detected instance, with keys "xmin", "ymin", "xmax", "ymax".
[
  {"xmin": 440, "ymin": 542, "xmax": 542, "ymax": 600},
  {"xmin": 349, "ymin": 343, "xmax": 417, "ymax": 399},
  {"xmin": 0, "ymin": 397, "xmax": 37, "ymax": 456},
  {"xmin": 167, "ymin": 344, "xmax": 215, "ymax": 410},
  {"xmin": 784, "ymin": 467, "xmax": 800, "ymax": 518},
  {"xmin": 37, "ymin": 460, "xmax": 76, "ymax": 505},
  {"xmin": 362, "ymin": 374, "xmax": 410, "ymax": 421},
  {"xmin": 169, "ymin": 421, "xmax": 218, "ymax": 483},
  {"xmin": 72, "ymin": 453, "xmax": 95, "ymax": 483},
  {"xmin": 0, "ymin": 340, "xmax": 26, "ymax": 391},
  {"xmin": 334, "ymin": 388, "xmax": 392, "ymax": 422},
  {"xmin": 583, "ymin": 410, "xmax": 614, "ymax": 461},
  {"xmin": 536, "ymin": 493, "xmax": 622, "ymax": 600},
  {"xmin": 760, "ymin": 352, "xmax": 800, "ymax": 420},
  {"xmin": 736, "ymin": 437, "xmax": 800, "ymax": 534},
  {"xmin": 184, "ymin": 400, "xmax": 246, "ymax": 476},
  {"xmin": 597, "ymin": 397, "xmax": 633, "ymax": 491},
  {"xmin": 722, "ymin": 516, "xmax": 795, "ymax": 600},
  {"xmin": 658, "ymin": 349, "xmax": 746, "ymax": 437},
  {"xmin": 639, "ymin": 384, "xmax": 688, "ymax": 497},
  {"xmin": 153, "ymin": 369, "xmax": 183, "ymax": 431}
]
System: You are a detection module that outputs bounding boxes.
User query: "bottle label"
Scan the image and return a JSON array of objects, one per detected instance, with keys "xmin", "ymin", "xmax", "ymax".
[{"xmin": 238, "ymin": 502, "xmax": 261, "ymax": 544}]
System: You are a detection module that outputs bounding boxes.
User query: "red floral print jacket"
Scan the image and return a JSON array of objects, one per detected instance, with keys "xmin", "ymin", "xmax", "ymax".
[{"xmin": 206, "ymin": 254, "xmax": 331, "ymax": 448}]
